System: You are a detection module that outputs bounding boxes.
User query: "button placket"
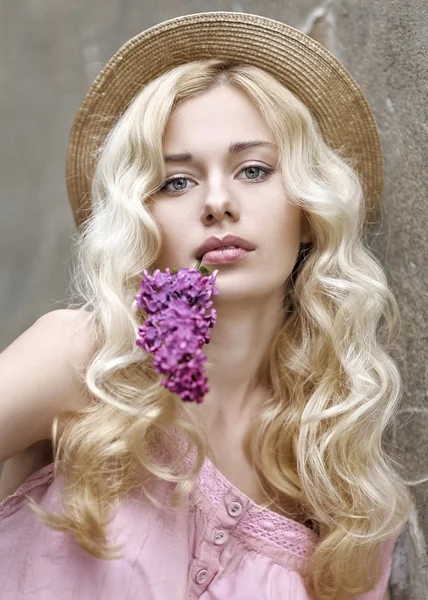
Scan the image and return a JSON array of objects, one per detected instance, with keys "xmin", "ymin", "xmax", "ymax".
[
  {"xmin": 227, "ymin": 500, "xmax": 243, "ymax": 517},
  {"xmin": 195, "ymin": 569, "xmax": 209, "ymax": 584},
  {"xmin": 189, "ymin": 491, "xmax": 248, "ymax": 594},
  {"xmin": 213, "ymin": 529, "xmax": 229, "ymax": 545},
  {"xmin": 222, "ymin": 492, "xmax": 248, "ymax": 529}
]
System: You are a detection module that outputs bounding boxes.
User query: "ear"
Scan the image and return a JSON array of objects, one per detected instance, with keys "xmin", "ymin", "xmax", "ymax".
[{"xmin": 300, "ymin": 212, "xmax": 313, "ymax": 244}]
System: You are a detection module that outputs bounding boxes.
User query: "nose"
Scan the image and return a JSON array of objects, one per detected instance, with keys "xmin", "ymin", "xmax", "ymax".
[{"xmin": 201, "ymin": 184, "xmax": 240, "ymax": 224}]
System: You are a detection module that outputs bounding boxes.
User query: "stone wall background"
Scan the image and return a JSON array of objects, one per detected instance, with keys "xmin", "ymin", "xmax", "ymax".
[{"xmin": 1, "ymin": 1, "xmax": 427, "ymax": 597}]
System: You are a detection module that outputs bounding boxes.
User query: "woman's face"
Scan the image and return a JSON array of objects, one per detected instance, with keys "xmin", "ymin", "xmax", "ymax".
[{"xmin": 149, "ymin": 84, "xmax": 311, "ymax": 303}]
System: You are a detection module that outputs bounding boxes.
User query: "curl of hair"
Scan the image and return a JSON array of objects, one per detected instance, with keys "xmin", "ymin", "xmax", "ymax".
[{"xmin": 28, "ymin": 59, "xmax": 414, "ymax": 599}]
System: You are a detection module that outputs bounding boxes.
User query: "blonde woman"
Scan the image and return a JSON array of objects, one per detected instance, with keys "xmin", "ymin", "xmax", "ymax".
[{"xmin": 0, "ymin": 12, "xmax": 413, "ymax": 600}]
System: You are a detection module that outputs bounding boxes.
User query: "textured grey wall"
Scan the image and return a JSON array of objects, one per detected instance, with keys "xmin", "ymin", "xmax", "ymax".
[{"xmin": 1, "ymin": 1, "xmax": 427, "ymax": 597}]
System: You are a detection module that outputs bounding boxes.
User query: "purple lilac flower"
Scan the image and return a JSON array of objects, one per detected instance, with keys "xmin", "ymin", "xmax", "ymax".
[{"xmin": 135, "ymin": 265, "xmax": 219, "ymax": 403}]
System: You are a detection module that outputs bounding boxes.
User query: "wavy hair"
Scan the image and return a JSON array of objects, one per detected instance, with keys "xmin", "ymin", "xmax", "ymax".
[{"xmin": 28, "ymin": 59, "xmax": 414, "ymax": 599}]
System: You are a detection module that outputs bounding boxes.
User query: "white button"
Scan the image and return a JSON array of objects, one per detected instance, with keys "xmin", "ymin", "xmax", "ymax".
[
  {"xmin": 195, "ymin": 569, "xmax": 208, "ymax": 584},
  {"xmin": 227, "ymin": 501, "xmax": 243, "ymax": 517},
  {"xmin": 214, "ymin": 529, "xmax": 229, "ymax": 545}
]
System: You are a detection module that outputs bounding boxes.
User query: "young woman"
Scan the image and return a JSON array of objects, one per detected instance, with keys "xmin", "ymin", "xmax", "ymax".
[{"xmin": 0, "ymin": 12, "xmax": 413, "ymax": 600}]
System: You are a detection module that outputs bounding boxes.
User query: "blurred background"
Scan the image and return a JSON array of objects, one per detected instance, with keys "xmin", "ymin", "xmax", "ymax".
[{"xmin": 1, "ymin": 1, "xmax": 427, "ymax": 597}]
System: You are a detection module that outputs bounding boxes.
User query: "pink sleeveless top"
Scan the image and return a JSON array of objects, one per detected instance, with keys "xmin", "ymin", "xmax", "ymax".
[{"xmin": 0, "ymin": 440, "xmax": 398, "ymax": 600}]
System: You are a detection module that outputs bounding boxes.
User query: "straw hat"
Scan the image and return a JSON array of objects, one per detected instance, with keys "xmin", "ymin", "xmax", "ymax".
[{"xmin": 66, "ymin": 11, "xmax": 383, "ymax": 231}]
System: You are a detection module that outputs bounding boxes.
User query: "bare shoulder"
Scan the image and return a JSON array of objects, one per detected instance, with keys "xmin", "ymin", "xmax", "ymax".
[
  {"xmin": 37, "ymin": 307, "xmax": 97, "ymax": 356},
  {"xmin": 0, "ymin": 309, "xmax": 98, "ymax": 463},
  {"xmin": 33, "ymin": 307, "xmax": 99, "ymax": 406},
  {"xmin": 34, "ymin": 308, "xmax": 98, "ymax": 393},
  {"xmin": 37, "ymin": 307, "xmax": 94, "ymax": 336}
]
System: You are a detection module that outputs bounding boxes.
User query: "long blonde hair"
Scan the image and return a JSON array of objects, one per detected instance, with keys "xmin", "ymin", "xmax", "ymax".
[{"xmin": 29, "ymin": 59, "xmax": 414, "ymax": 599}]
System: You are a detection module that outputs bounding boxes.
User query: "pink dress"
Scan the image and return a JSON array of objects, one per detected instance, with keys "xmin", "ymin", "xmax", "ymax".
[{"xmin": 0, "ymin": 446, "xmax": 398, "ymax": 600}]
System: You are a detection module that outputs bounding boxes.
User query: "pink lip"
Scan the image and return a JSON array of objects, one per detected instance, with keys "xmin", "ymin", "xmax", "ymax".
[
  {"xmin": 196, "ymin": 235, "xmax": 255, "ymax": 259},
  {"xmin": 201, "ymin": 247, "xmax": 252, "ymax": 265}
]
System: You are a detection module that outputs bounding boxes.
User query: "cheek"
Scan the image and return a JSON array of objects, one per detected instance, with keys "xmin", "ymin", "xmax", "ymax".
[
  {"xmin": 148, "ymin": 207, "xmax": 173, "ymax": 264},
  {"xmin": 279, "ymin": 201, "xmax": 303, "ymax": 239},
  {"xmin": 259, "ymin": 200, "xmax": 301, "ymax": 243},
  {"xmin": 266, "ymin": 213, "xmax": 302, "ymax": 266},
  {"xmin": 151, "ymin": 201, "xmax": 189, "ymax": 233},
  {"xmin": 150, "ymin": 204, "xmax": 174, "ymax": 240},
  {"xmin": 152, "ymin": 210, "xmax": 191, "ymax": 263}
]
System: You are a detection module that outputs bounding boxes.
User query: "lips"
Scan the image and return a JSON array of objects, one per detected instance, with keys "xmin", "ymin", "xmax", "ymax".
[{"xmin": 196, "ymin": 235, "xmax": 255, "ymax": 259}]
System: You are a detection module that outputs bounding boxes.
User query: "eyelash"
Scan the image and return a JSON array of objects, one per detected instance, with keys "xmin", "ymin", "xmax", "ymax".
[{"xmin": 159, "ymin": 164, "xmax": 275, "ymax": 195}]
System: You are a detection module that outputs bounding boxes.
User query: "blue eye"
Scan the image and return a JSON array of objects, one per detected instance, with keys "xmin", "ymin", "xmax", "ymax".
[{"xmin": 159, "ymin": 164, "xmax": 274, "ymax": 195}]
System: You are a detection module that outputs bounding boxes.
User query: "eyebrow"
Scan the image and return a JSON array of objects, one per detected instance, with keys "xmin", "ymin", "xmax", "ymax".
[{"xmin": 163, "ymin": 140, "xmax": 278, "ymax": 163}]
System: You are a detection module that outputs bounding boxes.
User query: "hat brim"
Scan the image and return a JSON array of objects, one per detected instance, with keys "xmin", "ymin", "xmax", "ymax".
[{"xmin": 66, "ymin": 11, "xmax": 383, "ymax": 230}]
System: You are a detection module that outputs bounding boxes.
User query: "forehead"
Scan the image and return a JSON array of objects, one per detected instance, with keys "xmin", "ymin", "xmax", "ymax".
[{"xmin": 162, "ymin": 85, "xmax": 275, "ymax": 149}]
